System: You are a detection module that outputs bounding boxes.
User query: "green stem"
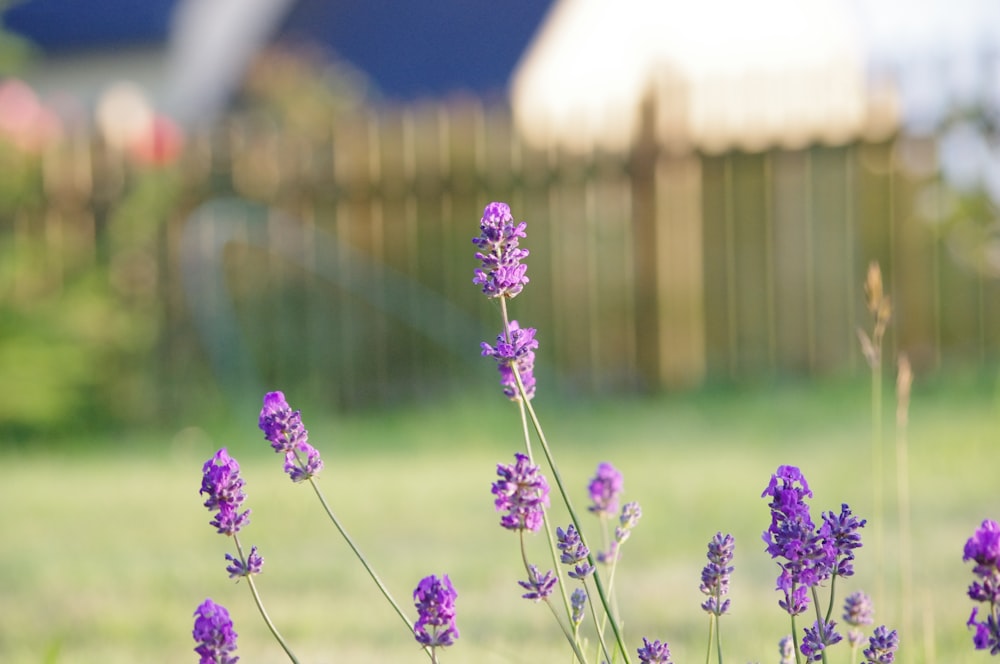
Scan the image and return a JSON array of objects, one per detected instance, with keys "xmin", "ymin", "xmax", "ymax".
[
  {"xmin": 593, "ymin": 516, "xmax": 621, "ymax": 651},
  {"xmin": 714, "ymin": 614, "xmax": 723, "ymax": 664},
  {"xmin": 790, "ymin": 613, "xmax": 802, "ymax": 664},
  {"xmin": 824, "ymin": 574, "xmax": 838, "ymax": 624},
  {"xmin": 306, "ymin": 477, "xmax": 434, "ymax": 662},
  {"xmin": 708, "ymin": 579, "xmax": 725, "ymax": 664},
  {"xmin": 582, "ymin": 578, "xmax": 613, "ymax": 664},
  {"xmin": 233, "ymin": 535, "xmax": 300, "ymax": 664},
  {"xmin": 596, "ymin": 549, "xmax": 622, "ymax": 651},
  {"xmin": 705, "ymin": 616, "xmax": 715, "ymax": 664},
  {"xmin": 545, "ymin": 598, "xmax": 589, "ymax": 664}
]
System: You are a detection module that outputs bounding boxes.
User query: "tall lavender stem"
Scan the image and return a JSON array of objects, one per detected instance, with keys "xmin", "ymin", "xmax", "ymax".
[
  {"xmin": 513, "ymin": 368, "xmax": 631, "ymax": 664},
  {"xmin": 500, "ymin": 295, "xmax": 577, "ymax": 634},
  {"xmin": 306, "ymin": 476, "xmax": 433, "ymax": 661},
  {"xmin": 232, "ymin": 535, "xmax": 300, "ymax": 664},
  {"xmin": 475, "ymin": 202, "xmax": 627, "ymax": 662},
  {"xmin": 259, "ymin": 392, "xmax": 432, "ymax": 661}
]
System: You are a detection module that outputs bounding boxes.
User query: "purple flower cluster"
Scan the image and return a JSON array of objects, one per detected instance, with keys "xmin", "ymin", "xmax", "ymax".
[
  {"xmin": 636, "ymin": 637, "xmax": 673, "ymax": 663},
  {"xmin": 844, "ymin": 590, "xmax": 874, "ymax": 647},
  {"xmin": 472, "ymin": 201, "xmax": 530, "ymax": 299},
  {"xmin": 778, "ymin": 635, "xmax": 796, "ymax": 664},
  {"xmin": 413, "ymin": 574, "xmax": 459, "ymax": 649},
  {"xmin": 519, "ymin": 565, "xmax": 557, "ymax": 601},
  {"xmin": 200, "ymin": 449, "xmax": 250, "ymax": 536},
  {"xmin": 800, "ymin": 619, "xmax": 843, "ymax": 662},
  {"xmin": 480, "ymin": 321, "xmax": 538, "ymax": 401},
  {"xmin": 820, "ymin": 503, "xmax": 867, "ymax": 577},
  {"xmin": 492, "ymin": 452, "xmax": 550, "ymax": 532},
  {"xmin": 258, "ymin": 391, "xmax": 324, "ymax": 482},
  {"xmin": 225, "ymin": 545, "xmax": 264, "ymax": 579},
  {"xmin": 863, "ymin": 625, "xmax": 899, "ymax": 663},
  {"xmin": 761, "ymin": 465, "xmax": 865, "ymax": 615},
  {"xmin": 598, "ymin": 500, "xmax": 643, "ymax": 564},
  {"xmin": 570, "ymin": 588, "xmax": 587, "ymax": 626},
  {"xmin": 556, "ymin": 524, "xmax": 595, "ymax": 579},
  {"xmin": 964, "ymin": 519, "xmax": 1000, "ymax": 653},
  {"xmin": 587, "ymin": 462, "xmax": 624, "ymax": 516},
  {"xmin": 699, "ymin": 532, "xmax": 735, "ymax": 616},
  {"xmin": 193, "ymin": 598, "xmax": 239, "ymax": 664},
  {"xmin": 761, "ymin": 465, "xmax": 817, "ymax": 614},
  {"xmin": 200, "ymin": 449, "xmax": 265, "ymax": 579},
  {"xmin": 968, "ymin": 609, "xmax": 1000, "ymax": 655}
]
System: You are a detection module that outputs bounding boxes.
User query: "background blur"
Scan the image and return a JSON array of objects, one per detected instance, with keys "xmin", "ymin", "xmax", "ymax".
[{"xmin": 1, "ymin": 0, "xmax": 999, "ymax": 440}]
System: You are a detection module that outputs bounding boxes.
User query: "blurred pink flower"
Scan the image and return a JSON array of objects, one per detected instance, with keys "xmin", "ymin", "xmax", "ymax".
[
  {"xmin": 128, "ymin": 113, "xmax": 185, "ymax": 166},
  {"xmin": 0, "ymin": 78, "xmax": 62, "ymax": 152}
]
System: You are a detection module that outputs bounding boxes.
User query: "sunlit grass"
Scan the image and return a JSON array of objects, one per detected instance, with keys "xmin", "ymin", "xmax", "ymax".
[{"xmin": 1, "ymin": 378, "xmax": 996, "ymax": 663}]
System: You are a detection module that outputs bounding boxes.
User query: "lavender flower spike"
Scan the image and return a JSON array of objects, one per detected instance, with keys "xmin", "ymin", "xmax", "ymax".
[
  {"xmin": 283, "ymin": 442, "xmax": 323, "ymax": 483},
  {"xmin": 480, "ymin": 321, "xmax": 538, "ymax": 401},
  {"xmin": 258, "ymin": 391, "xmax": 307, "ymax": 454},
  {"xmin": 258, "ymin": 391, "xmax": 324, "ymax": 482},
  {"xmin": 519, "ymin": 565, "xmax": 557, "ymax": 601},
  {"xmin": 778, "ymin": 635, "xmax": 796, "ymax": 664},
  {"xmin": 225, "ymin": 545, "xmax": 264, "ymax": 579},
  {"xmin": 762, "ymin": 465, "xmax": 823, "ymax": 615},
  {"xmin": 556, "ymin": 524, "xmax": 595, "ymax": 579},
  {"xmin": 413, "ymin": 574, "xmax": 459, "ymax": 649},
  {"xmin": 844, "ymin": 591, "xmax": 874, "ymax": 647},
  {"xmin": 964, "ymin": 519, "xmax": 1000, "ymax": 603},
  {"xmin": 699, "ymin": 532, "xmax": 735, "ymax": 616},
  {"xmin": 570, "ymin": 588, "xmax": 587, "ymax": 626},
  {"xmin": 200, "ymin": 449, "xmax": 250, "ymax": 536},
  {"xmin": 863, "ymin": 625, "xmax": 899, "ymax": 663},
  {"xmin": 964, "ymin": 519, "xmax": 1000, "ymax": 566},
  {"xmin": 492, "ymin": 452, "xmax": 550, "ymax": 532},
  {"xmin": 800, "ymin": 619, "xmax": 843, "ymax": 662},
  {"xmin": 472, "ymin": 201, "xmax": 529, "ymax": 299},
  {"xmin": 193, "ymin": 598, "xmax": 239, "ymax": 664},
  {"xmin": 617, "ymin": 501, "xmax": 643, "ymax": 541},
  {"xmin": 599, "ymin": 501, "xmax": 643, "ymax": 563},
  {"xmin": 819, "ymin": 503, "xmax": 867, "ymax": 578},
  {"xmin": 964, "ymin": 519, "xmax": 1000, "ymax": 653},
  {"xmin": 636, "ymin": 637, "xmax": 673, "ymax": 663},
  {"xmin": 967, "ymin": 608, "xmax": 1000, "ymax": 654},
  {"xmin": 200, "ymin": 448, "xmax": 246, "ymax": 511},
  {"xmin": 588, "ymin": 462, "xmax": 624, "ymax": 516}
]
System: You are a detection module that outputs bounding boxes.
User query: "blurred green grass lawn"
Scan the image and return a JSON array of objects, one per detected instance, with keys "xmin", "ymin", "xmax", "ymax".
[{"xmin": 1, "ymin": 378, "xmax": 996, "ymax": 663}]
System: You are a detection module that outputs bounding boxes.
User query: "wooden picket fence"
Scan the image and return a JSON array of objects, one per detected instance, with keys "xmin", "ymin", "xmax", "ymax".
[{"xmin": 2, "ymin": 98, "xmax": 998, "ymax": 417}]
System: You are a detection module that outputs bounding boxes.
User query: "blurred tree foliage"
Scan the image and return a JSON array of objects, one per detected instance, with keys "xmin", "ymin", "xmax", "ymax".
[
  {"xmin": 0, "ymin": 45, "xmax": 372, "ymax": 442},
  {"xmin": 0, "ymin": 136, "xmax": 185, "ymax": 440}
]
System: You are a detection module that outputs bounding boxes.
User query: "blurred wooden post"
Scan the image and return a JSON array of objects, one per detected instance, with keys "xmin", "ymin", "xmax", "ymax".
[
  {"xmin": 631, "ymin": 92, "xmax": 661, "ymax": 389},
  {"xmin": 659, "ymin": 67, "xmax": 704, "ymax": 387},
  {"xmin": 632, "ymin": 87, "xmax": 706, "ymax": 390},
  {"xmin": 656, "ymin": 152, "xmax": 705, "ymax": 388}
]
